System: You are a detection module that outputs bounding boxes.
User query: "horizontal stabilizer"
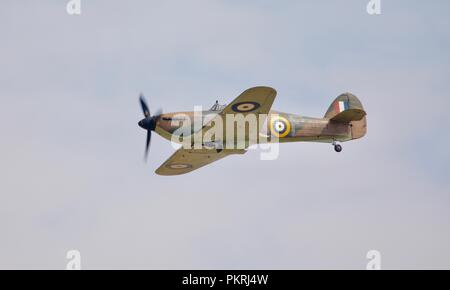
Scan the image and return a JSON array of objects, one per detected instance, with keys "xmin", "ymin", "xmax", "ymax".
[{"xmin": 330, "ymin": 108, "xmax": 366, "ymax": 123}]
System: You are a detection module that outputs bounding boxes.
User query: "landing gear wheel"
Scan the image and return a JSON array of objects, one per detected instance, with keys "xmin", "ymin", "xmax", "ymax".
[{"xmin": 334, "ymin": 144, "xmax": 342, "ymax": 153}]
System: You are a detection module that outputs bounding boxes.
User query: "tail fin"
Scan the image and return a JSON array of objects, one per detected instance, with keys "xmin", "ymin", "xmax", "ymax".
[{"xmin": 324, "ymin": 92, "xmax": 366, "ymax": 123}]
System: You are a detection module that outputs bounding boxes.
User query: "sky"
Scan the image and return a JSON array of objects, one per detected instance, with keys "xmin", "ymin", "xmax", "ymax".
[{"xmin": 1, "ymin": 0, "xmax": 450, "ymax": 269}]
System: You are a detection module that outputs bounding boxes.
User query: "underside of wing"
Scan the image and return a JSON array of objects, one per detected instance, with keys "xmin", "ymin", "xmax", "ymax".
[{"xmin": 155, "ymin": 148, "xmax": 246, "ymax": 176}]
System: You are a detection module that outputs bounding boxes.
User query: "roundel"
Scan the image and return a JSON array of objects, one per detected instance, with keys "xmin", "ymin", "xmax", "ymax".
[
  {"xmin": 231, "ymin": 101, "xmax": 261, "ymax": 113},
  {"xmin": 167, "ymin": 163, "xmax": 192, "ymax": 169},
  {"xmin": 270, "ymin": 116, "xmax": 291, "ymax": 138}
]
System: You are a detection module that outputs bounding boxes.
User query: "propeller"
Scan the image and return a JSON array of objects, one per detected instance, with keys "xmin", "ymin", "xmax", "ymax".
[{"xmin": 138, "ymin": 93, "xmax": 162, "ymax": 161}]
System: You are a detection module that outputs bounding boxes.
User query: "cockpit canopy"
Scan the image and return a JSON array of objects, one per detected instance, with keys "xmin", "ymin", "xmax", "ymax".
[{"xmin": 209, "ymin": 101, "xmax": 227, "ymax": 112}]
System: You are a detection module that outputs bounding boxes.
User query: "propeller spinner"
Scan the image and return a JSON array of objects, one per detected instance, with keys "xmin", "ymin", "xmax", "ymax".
[{"xmin": 138, "ymin": 93, "xmax": 162, "ymax": 161}]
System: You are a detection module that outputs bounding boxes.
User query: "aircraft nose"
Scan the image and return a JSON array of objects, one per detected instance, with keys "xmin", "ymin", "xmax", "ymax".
[{"xmin": 138, "ymin": 118, "xmax": 157, "ymax": 130}]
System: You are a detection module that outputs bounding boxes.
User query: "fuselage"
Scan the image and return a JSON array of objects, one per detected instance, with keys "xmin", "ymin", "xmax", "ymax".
[{"xmin": 153, "ymin": 109, "xmax": 366, "ymax": 146}]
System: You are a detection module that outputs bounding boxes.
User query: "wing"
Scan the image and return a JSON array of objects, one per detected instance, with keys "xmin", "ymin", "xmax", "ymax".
[
  {"xmin": 220, "ymin": 86, "xmax": 277, "ymax": 116},
  {"xmin": 156, "ymin": 87, "xmax": 276, "ymax": 176},
  {"xmin": 155, "ymin": 148, "xmax": 246, "ymax": 176},
  {"xmin": 192, "ymin": 86, "xmax": 277, "ymax": 147}
]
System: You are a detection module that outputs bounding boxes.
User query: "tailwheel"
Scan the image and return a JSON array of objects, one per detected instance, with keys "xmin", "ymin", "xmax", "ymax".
[
  {"xmin": 334, "ymin": 144, "xmax": 342, "ymax": 153},
  {"xmin": 332, "ymin": 140, "xmax": 342, "ymax": 152}
]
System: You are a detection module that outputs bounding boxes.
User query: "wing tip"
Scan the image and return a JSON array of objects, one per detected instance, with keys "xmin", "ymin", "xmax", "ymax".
[
  {"xmin": 245, "ymin": 86, "xmax": 277, "ymax": 96},
  {"xmin": 155, "ymin": 168, "xmax": 191, "ymax": 176}
]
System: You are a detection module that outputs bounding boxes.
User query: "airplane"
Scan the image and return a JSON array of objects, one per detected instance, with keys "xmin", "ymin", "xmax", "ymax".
[{"xmin": 138, "ymin": 86, "xmax": 367, "ymax": 176}]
